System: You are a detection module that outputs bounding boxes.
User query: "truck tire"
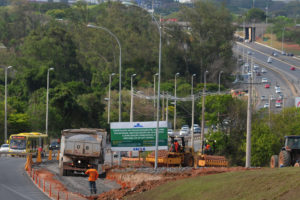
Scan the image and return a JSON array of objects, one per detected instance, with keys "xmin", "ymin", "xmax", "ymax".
[
  {"xmin": 183, "ymin": 154, "xmax": 194, "ymax": 167},
  {"xmin": 279, "ymin": 150, "xmax": 291, "ymax": 167},
  {"xmin": 270, "ymin": 155, "xmax": 278, "ymax": 168}
]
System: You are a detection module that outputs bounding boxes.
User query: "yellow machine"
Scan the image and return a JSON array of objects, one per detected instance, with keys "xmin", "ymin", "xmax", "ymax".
[
  {"xmin": 195, "ymin": 140, "xmax": 228, "ymax": 167},
  {"xmin": 146, "ymin": 136, "xmax": 194, "ymax": 167}
]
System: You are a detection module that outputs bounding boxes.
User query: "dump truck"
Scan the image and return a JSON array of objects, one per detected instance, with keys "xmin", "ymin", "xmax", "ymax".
[
  {"xmin": 270, "ymin": 135, "xmax": 300, "ymax": 168},
  {"xmin": 59, "ymin": 128, "xmax": 106, "ymax": 176}
]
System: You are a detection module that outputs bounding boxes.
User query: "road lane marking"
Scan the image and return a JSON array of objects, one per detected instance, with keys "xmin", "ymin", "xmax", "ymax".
[{"xmin": 0, "ymin": 184, "xmax": 35, "ymax": 200}]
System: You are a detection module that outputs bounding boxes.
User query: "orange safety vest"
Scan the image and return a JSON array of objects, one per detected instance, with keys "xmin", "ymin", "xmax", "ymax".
[
  {"xmin": 174, "ymin": 142, "xmax": 179, "ymax": 152},
  {"xmin": 85, "ymin": 169, "xmax": 99, "ymax": 182}
]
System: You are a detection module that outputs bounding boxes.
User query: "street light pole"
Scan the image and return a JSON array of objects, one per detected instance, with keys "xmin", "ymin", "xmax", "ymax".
[
  {"xmin": 174, "ymin": 73, "xmax": 179, "ymax": 131},
  {"xmin": 4, "ymin": 66, "xmax": 12, "ymax": 143},
  {"xmin": 153, "ymin": 73, "xmax": 158, "ymax": 118},
  {"xmin": 218, "ymin": 71, "xmax": 223, "ymax": 128},
  {"xmin": 246, "ymin": 57, "xmax": 253, "ymax": 168},
  {"xmin": 191, "ymin": 74, "xmax": 196, "ymax": 151},
  {"xmin": 281, "ymin": 27, "xmax": 285, "ymax": 54},
  {"xmin": 200, "ymin": 71, "xmax": 208, "ymax": 153},
  {"xmin": 108, "ymin": 73, "xmax": 115, "ymax": 124},
  {"xmin": 46, "ymin": 67, "xmax": 54, "ymax": 136},
  {"xmin": 87, "ymin": 24, "xmax": 122, "ymax": 122},
  {"xmin": 130, "ymin": 74, "xmax": 136, "ymax": 122}
]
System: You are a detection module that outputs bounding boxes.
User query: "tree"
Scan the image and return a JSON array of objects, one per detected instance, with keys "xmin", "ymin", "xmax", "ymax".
[{"xmin": 245, "ymin": 8, "xmax": 266, "ymax": 22}]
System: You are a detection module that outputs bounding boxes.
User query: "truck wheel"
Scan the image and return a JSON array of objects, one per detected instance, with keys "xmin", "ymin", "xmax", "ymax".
[
  {"xmin": 184, "ymin": 154, "xmax": 194, "ymax": 167},
  {"xmin": 270, "ymin": 155, "xmax": 278, "ymax": 168},
  {"xmin": 279, "ymin": 150, "xmax": 291, "ymax": 167}
]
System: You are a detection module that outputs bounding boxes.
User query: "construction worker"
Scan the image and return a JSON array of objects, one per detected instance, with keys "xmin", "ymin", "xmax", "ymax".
[
  {"xmin": 174, "ymin": 139, "xmax": 180, "ymax": 152},
  {"xmin": 205, "ymin": 143, "xmax": 211, "ymax": 154},
  {"xmin": 85, "ymin": 165, "xmax": 99, "ymax": 195}
]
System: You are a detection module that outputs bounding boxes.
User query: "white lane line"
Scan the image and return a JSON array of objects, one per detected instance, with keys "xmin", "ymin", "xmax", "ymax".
[{"xmin": 0, "ymin": 184, "xmax": 34, "ymax": 200}]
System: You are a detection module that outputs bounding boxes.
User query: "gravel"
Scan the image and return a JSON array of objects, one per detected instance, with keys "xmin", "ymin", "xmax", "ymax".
[{"xmin": 34, "ymin": 160, "xmax": 121, "ymax": 196}]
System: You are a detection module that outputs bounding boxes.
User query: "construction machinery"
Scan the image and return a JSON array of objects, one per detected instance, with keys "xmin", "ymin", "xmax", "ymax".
[
  {"xmin": 270, "ymin": 135, "xmax": 300, "ymax": 168},
  {"xmin": 146, "ymin": 135, "xmax": 194, "ymax": 167},
  {"xmin": 195, "ymin": 140, "xmax": 228, "ymax": 167}
]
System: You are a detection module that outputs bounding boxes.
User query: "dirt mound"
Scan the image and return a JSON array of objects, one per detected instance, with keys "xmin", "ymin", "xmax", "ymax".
[{"xmin": 97, "ymin": 166, "xmax": 255, "ymax": 200}]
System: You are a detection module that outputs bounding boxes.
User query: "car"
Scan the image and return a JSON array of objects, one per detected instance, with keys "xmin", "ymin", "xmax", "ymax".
[
  {"xmin": 247, "ymin": 51, "xmax": 252, "ymax": 55},
  {"xmin": 290, "ymin": 66, "xmax": 296, "ymax": 70},
  {"xmin": 276, "ymin": 88, "xmax": 281, "ymax": 94},
  {"xmin": 270, "ymin": 95, "xmax": 275, "ymax": 101},
  {"xmin": 262, "ymin": 78, "xmax": 268, "ymax": 83},
  {"xmin": 179, "ymin": 127, "xmax": 190, "ymax": 135},
  {"xmin": 49, "ymin": 141, "xmax": 60, "ymax": 150},
  {"xmin": 244, "ymin": 63, "xmax": 249, "ymax": 68},
  {"xmin": 247, "ymin": 72, "xmax": 252, "ymax": 77},
  {"xmin": 261, "ymin": 68, "xmax": 267, "ymax": 73},
  {"xmin": 275, "ymin": 85, "xmax": 280, "ymax": 90},
  {"xmin": 276, "ymin": 99, "xmax": 282, "ymax": 104},
  {"xmin": 194, "ymin": 124, "xmax": 200, "ymax": 128},
  {"xmin": 261, "ymin": 96, "xmax": 266, "ymax": 101},
  {"xmin": 0, "ymin": 144, "xmax": 9, "ymax": 152},
  {"xmin": 264, "ymin": 103, "xmax": 270, "ymax": 108},
  {"xmin": 264, "ymin": 84, "xmax": 270, "ymax": 88},
  {"xmin": 193, "ymin": 127, "xmax": 201, "ymax": 134},
  {"xmin": 281, "ymin": 51, "xmax": 287, "ymax": 55},
  {"xmin": 253, "ymin": 64, "xmax": 259, "ymax": 70},
  {"xmin": 287, "ymin": 53, "xmax": 294, "ymax": 56},
  {"xmin": 267, "ymin": 57, "xmax": 272, "ymax": 63},
  {"xmin": 278, "ymin": 94, "xmax": 284, "ymax": 100},
  {"xmin": 182, "ymin": 125, "xmax": 189, "ymax": 128},
  {"xmin": 168, "ymin": 129, "xmax": 174, "ymax": 135},
  {"xmin": 272, "ymin": 52, "xmax": 278, "ymax": 57},
  {"xmin": 275, "ymin": 103, "xmax": 281, "ymax": 108},
  {"xmin": 256, "ymin": 72, "xmax": 261, "ymax": 76}
]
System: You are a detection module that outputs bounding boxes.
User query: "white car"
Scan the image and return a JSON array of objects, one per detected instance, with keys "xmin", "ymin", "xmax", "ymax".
[
  {"xmin": 180, "ymin": 127, "xmax": 190, "ymax": 135},
  {"xmin": 261, "ymin": 68, "xmax": 267, "ymax": 73},
  {"xmin": 276, "ymin": 88, "xmax": 281, "ymax": 94},
  {"xmin": 275, "ymin": 103, "xmax": 281, "ymax": 108},
  {"xmin": 275, "ymin": 85, "xmax": 280, "ymax": 90},
  {"xmin": 0, "ymin": 144, "xmax": 9, "ymax": 152},
  {"xmin": 262, "ymin": 78, "xmax": 268, "ymax": 83},
  {"xmin": 264, "ymin": 103, "xmax": 270, "ymax": 108},
  {"xmin": 168, "ymin": 129, "xmax": 174, "ymax": 135},
  {"xmin": 244, "ymin": 63, "xmax": 249, "ymax": 68},
  {"xmin": 253, "ymin": 64, "xmax": 259, "ymax": 70},
  {"xmin": 267, "ymin": 57, "xmax": 272, "ymax": 63},
  {"xmin": 261, "ymin": 96, "xmax": 267, "ymax": 101}
]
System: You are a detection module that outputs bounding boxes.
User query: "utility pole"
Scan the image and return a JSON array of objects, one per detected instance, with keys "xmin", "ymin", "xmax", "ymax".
[
  {"xmin": 246, "ymin": 57, "xmax": 253, "ymax": 168},
  {"xmin": 200, "ymin": 71, "xmax": 208, "ymax": 153},
  {"xmin": 130, "ymin": 74, "xmax": 136, "ymax": 122},
  {"xmin": 269, "ymin": 95, "xmax": 271, "ymax": 127},
  {"xmin": 161, "ymin": 91, "xmax": 165, "ymax": 120},
  {"xmin": 108, "ymin": 73, "xmax": 115, "ymax": 124},
  {"xmin": 153, "ymin": 73, "xmax": 158, "ymax": 119},
  {"xmin": 281, "ymin": 27, "xmax": 285, "ymax": 54},
  {"xmin": 174, "ymin": 72, "xmax": 179, "ymax": 130},
  {"xmin": 166, "ymin": 94, "xmax": 169, "ymax": 124},
  {"xmin": 4, "ymin": 66, "xmax": 12, "ymax": 144},
  {"xmin": 191, "ymin": 74, "xmax": 196, "ymax": 151}
]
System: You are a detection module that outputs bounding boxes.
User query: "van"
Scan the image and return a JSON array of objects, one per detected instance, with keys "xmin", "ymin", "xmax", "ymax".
[{"xmin": 267, "ymin": 57, "xmax": 272, "ymax": 63}]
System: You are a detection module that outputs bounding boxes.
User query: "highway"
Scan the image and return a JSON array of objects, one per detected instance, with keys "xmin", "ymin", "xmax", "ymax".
[
  {"xmin": 235, "ymin": 42, "xmax": 299, "ymax": 109},
  {"xmin": 0, "ymin": 157, "xmax": 49, "ymax": 200}
]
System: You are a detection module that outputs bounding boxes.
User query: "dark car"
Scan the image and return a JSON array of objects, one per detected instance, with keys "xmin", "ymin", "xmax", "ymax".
[{"xmin": 49, "ymin": 141, "xmax": 60, "ymax": 150}]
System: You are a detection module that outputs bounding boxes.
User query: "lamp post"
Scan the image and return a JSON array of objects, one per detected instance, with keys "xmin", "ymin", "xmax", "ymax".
[
  {"xmin": 246, "ymin": 57, "xmax": 253, "ymax": 168},
  {"xmin": 87, "ymin": 24, "xmax": 122, "ymax": 122},
  {"xmin": 218, "ymin": 71, "xmax": 223, "ymax": 129},
  {"xmin": 4, "ymin": 66, "xmax": 12, "ymax": 143},
  {"xmin": 174, "ymin": 72, "xmax": 180, "ymax": 131},
  {"xmin": 200, "ymin": 70, "xmax": 208, "ymax": 153},
  {"xmin": 191, "ymin": 74, "xmax": 196, "ymax": 151},
  {"xmin": 108, "ymin": 73, "xmax": 116, "ymax": 124},
  {"xmin": 281, "ymin": 27, "xmax": 285, "ymax": 54},
  {"xmin": 130, "ymin": 74, "xmax": 136, "ymax": 122},
  {"xmin": 153, "ymin": 72, "xmax": 158, "ymax": 113},
  {"xmin": 121, "ymin": 3, "xmax": 162, "ymax": 169},
  {"xmin": 46, "ymin": 67, "xmax": 54, "ymax": 136}
]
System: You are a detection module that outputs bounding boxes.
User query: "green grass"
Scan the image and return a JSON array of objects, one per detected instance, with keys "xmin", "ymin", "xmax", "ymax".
[{"xmin": 126, "ymin": 168, "xmax": 300, "ymax": 200}]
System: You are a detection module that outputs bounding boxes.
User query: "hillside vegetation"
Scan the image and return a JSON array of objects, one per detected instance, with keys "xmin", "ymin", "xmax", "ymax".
[{"xmin": 127, "ymin": 167, "xmax": 300, "ymax": 200}]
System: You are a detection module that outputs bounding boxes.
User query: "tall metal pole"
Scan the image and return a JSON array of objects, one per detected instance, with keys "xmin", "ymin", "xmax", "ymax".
[
  {"xmin": 153, "ymin": 73, "xmax": 158, "ymax": 119},
  {"xmin": 281, "ymin": 27, "xmax": 285, "ymax": 54},
  {"xmin": 191, "ymin": 74, "xmax": 196, "ymax": 151},
  {"xmin": 46, "ymin": 68, "xmax": 54, "ymax": 136},
  {"xmin": 166, "ymin": 94, "xmax": 169, "ymax": 124},
  {"xmin": 200, "ymin": 71, "xmax": 208, "ymax": 153},
  {"xmin": 161, "ymin": 91, "xmax": 165, "ymax": 120},
  {"xmin": 87, "ymin": 24, "xmax": 122, "ymax": 122},
  {"xmin": 218, "ymin": 71, "xmax": 223, "ymax": 128},
  {"xmin": 269, "ymin": 95, "xmax": 271, "ymax": 127},
  {"xmin": 108, "ymin": 73, "xmax": 115, "ymax": 124},
  {"xmin": 4, "ymin": 66, "xmax": 12, "ymax": 143},
  {"xmin": 130, "ymin": 74, "xmax": 136, "ymax": 122},
  {"xmin": 246, "ymin": 57, "xmax": 253, "ymax": 168},
  {"xmin": 174, "ymin": 73, "xmax": 179, "ymax": 131}
]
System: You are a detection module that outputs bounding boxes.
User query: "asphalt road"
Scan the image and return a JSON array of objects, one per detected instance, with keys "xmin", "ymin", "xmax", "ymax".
[
  {"xmin": 0, "ymin": 157, "xmax": 49, "ymax": 200},
  {"xmin": 235, "ymin": 43, "xmax": 298, "ymax": 109}
]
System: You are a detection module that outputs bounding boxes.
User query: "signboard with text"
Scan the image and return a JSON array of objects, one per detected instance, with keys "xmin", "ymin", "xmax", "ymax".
[{"xmin": 110, "ymin": 121, "xmax": 168, "ymax": 151}]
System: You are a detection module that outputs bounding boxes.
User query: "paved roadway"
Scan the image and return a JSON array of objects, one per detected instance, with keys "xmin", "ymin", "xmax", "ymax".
[
  {"xmin": 235, "ymin": 42, "xmax": 299, "ymax": 109},
  {"xmin": 0, "ymin": 157, "xmax": 49, "ymax": 200}
]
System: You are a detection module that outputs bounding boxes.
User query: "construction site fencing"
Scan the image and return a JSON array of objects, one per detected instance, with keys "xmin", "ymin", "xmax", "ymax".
[{"xmin": 28, "ymin": 168, "xmax": 86, "ymax": 200}]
